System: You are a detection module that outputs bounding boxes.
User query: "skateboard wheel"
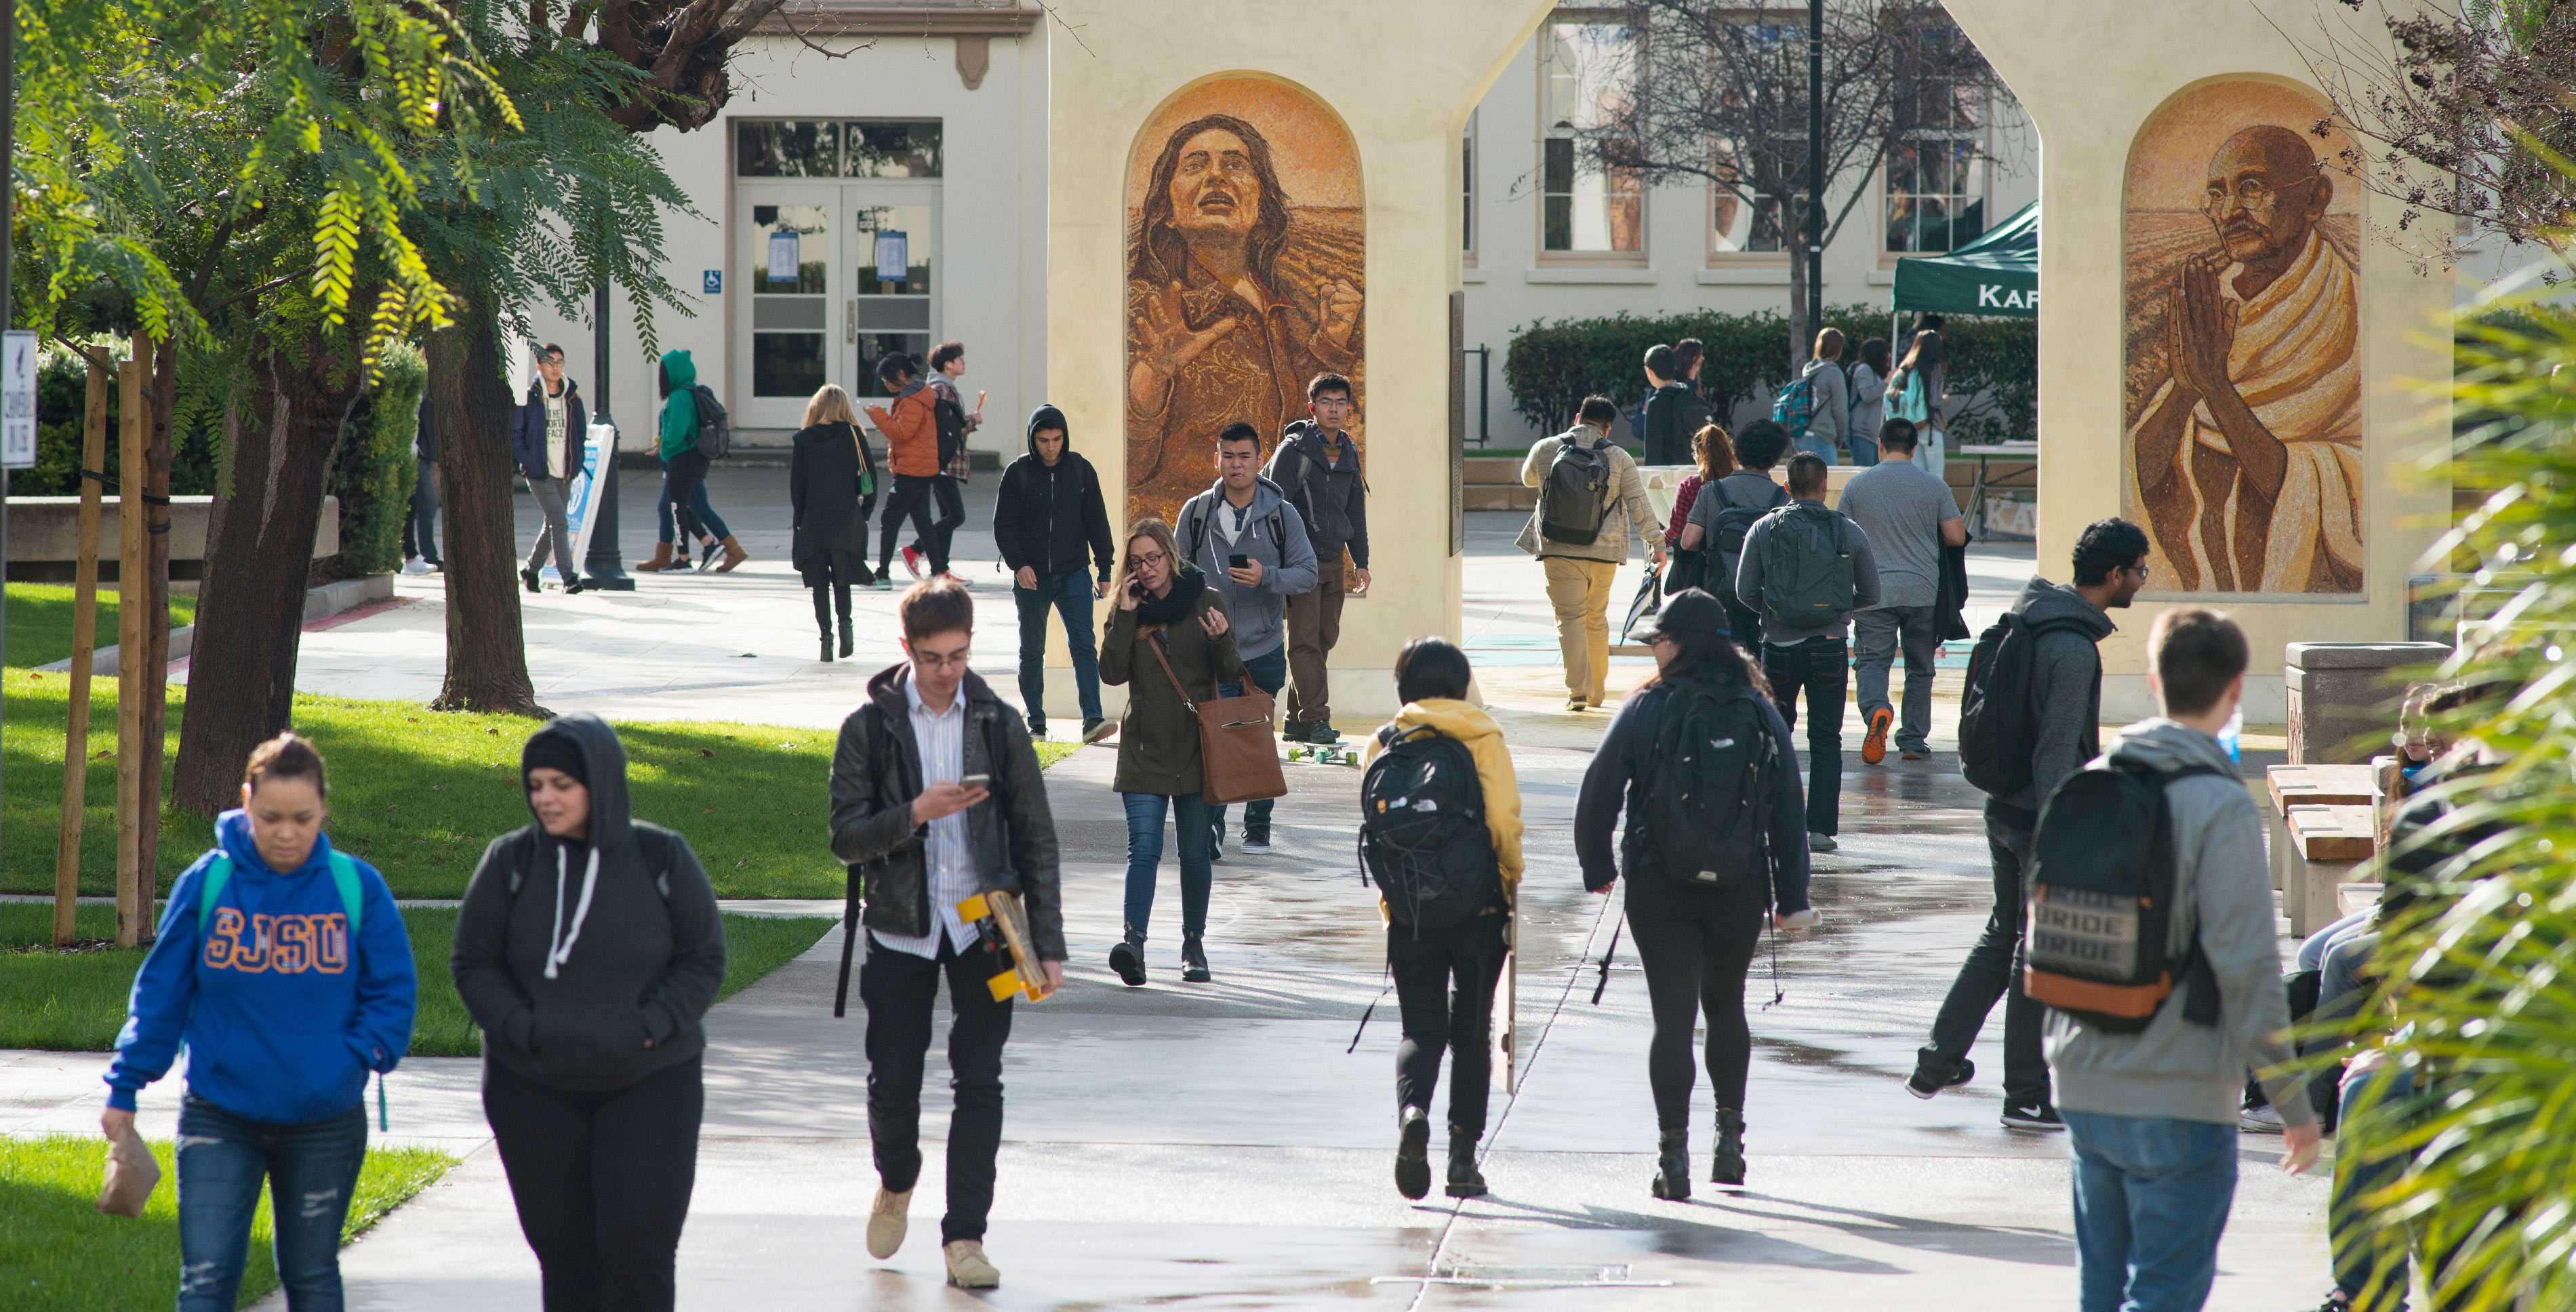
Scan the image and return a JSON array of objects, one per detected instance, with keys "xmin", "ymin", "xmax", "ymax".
[{"xmin": 956, "ymin": 894, "xmax": 990, "ymax": 919}]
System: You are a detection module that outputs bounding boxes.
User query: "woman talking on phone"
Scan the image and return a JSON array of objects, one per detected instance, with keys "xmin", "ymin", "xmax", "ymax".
[{"xmin": 1098, "ymin": 516, "xmax": 1246, "ymax": 986}]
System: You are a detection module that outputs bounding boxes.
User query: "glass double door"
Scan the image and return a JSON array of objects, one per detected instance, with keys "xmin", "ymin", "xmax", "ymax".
[{"xmin": 740, "ymin": 182, "xmax": 938, "ymax": 430}]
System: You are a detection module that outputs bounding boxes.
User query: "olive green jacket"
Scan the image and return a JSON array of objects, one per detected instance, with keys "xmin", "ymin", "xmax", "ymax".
[{"xmin": 1100, "ymin": 587, "xmax": 1246, "ymax": 796}]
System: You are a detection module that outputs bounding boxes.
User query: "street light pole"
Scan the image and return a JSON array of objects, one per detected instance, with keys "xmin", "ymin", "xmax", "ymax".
[
  {"xmin": 1806, "ymin": 0, "xmax": 1824, "ymax": 360},
  {"xmin": 582, "ymin": 275, "xmax": 633, "ymax": 589}
]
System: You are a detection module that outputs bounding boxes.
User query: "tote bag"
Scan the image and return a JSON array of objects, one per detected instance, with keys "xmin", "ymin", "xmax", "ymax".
[{"xmin": 1146, "ymin": 633, "xmax": 1287, "ymax": 805}]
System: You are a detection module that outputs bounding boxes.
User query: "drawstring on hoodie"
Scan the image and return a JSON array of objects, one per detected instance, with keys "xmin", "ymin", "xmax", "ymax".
[{"xmin": 544, "ymin": 845, "xmax": 603, "ymax": 979}]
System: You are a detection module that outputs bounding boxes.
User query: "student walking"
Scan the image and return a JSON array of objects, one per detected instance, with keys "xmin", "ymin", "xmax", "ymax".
[
  {"xmin": 1267, "ymin": 372, "xmax": 1370, "ymax": 747},
  {"xmin": 2041, "ymin": 607, "xmax": 2318, "ymax": 1311},
  {"xmin": 1678, "ymin": 418, "xmax": 1794, "ymax": 653},
  {"xmin": 514, "ymin": 343, "xmax": 590, "ymax": 594},
  {"xmin": 790, "ymin": 384, "xmax": 880, "ymax": 662},
  {"xmin": 403, "ymin": 393, "xmax": 441, "ymax": 573},
  {"xmin": 1575, "ymin": 589, "xmax": 1815, "ymax": 1199},
  {"xmin": 1733, "ymin": 452, "xmax": 1881, "ymax": 852},
  {"xmin": 870, "ymin": 353, "xmax": 953, "ymax": 584},
  {"xmin": 104, "ymin": 733, "xmax": 416, "ymax": 1312},
  {"xmin": 902, "ymin": 340, "xmax": 982, "ymax": 579},
  {"xmin": 993, "ymin": 403, "xmax": 1115, "ymax": 743},
  {"xmin": 1912, "ymin": 517, "xmax": 2150, "ymax": 1128},
  {"xmin": 1363, "ymin": 637, "xmax": 1524, "ymax": 1201},
  {"xmin": 1185, "ymin": 422, "xmax": 1319, "ymax": 856},
  {"xmin": 1659, "ymin": 424, "xmax": 1735, "ymax": 595},
  {"xmin": 1519, "ymin": 395, "xmax": 1665, "ymax": 712},
  {"xmin": 1100, "ymin": 517, "xmax": 1247, "ymax": 985},
  {"xmin": 453, "ymin": 714, "xmax": 729, "ymax": 1312},
  {"xmin": 649, "ymin": 479, "xmax": 737, "ymax": 574},
  {"xmin": 827, "ymin": 578, "xmax": 1065, "ymax": 1291},
  {"xmin": 1846, "ymin": 338, "xmax": 1891, "ymax": 467},
  {"xmin": 1838, "ymin": 418, "xmax": 1967, "ymax": 766},
  {"xmin": 1778, "ymin": 329, "xmax": 1851, "ymax": 466},
  {"xmin": 1639, "ymin": 344, "xmax": 1711, "ymax": 468},
  {"xmin": 654, "ymin": 350, "xmax": 749, "ymax": 574},
  {"xmin": 1888, "ymin": 316, "xmax": 1950, "ymax": 477}
]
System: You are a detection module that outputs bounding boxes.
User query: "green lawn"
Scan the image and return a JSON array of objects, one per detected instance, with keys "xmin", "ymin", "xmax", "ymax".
[
  {"xmin": 0, "ymin": 1134, "xmax": 451, "ymax": 1311},
  {"xmin": 0, "ymin": 900, "xmax": 837, "ymax": 1056},
  {"xmin": 5, "ymin": 584, "xmax": 198, "ymax": 671},
  {"xmin": 1, "ymin": 670, "xmax": 1078, "ymax": 899}
]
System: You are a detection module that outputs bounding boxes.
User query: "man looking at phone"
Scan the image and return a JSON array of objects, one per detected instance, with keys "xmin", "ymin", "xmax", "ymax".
[
  {"xmin": 1179, "ymin": 422, "xmax": 1319, "ymax": 856},
  {"xmin": 828, "ymin": 578, "xmax": 1064, "ymax": 1290}
]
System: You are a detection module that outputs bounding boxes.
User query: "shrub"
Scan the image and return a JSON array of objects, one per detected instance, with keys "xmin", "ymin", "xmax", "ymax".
[
  {"xmin": 319, "ymin": 342, "xmax": 427, "ymax": 579},
  {"xmin": 22, "ymin": 340, "xmax": 226, "ymax": 499}
]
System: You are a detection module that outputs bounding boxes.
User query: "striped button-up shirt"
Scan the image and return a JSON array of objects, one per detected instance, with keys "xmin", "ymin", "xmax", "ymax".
[{"xmin": 868, "ymin": 677, "xmax": 982, "ymax": 959}]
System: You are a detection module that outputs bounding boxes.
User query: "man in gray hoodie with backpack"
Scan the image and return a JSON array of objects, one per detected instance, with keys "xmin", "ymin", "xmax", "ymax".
[{"xmin": 1180, "ymin": 422, "xmax": 1319, "ymax": 856}]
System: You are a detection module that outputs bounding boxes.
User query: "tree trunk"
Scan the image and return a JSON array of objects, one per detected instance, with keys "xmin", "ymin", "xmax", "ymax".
[
  {"xmin": 171, "ymin": 345, "xmax": 362, "ymax": 813},
  {"xmin": 430, "ymin": 306, "xmax": 542, "ymax": 715},
  {"xmin": 138, "ymin": 337, "xmax": 177, "ymax": 890},
  {"xmin": 1786, "ymin": 213, "xmax": 1811, "ymax": 372}
]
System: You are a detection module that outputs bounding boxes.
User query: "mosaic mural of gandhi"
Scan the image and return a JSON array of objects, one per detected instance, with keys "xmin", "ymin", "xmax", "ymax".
[
  {"xmin": 1126, "ymin": 109, "xmax": 1363, "ymax": 525},
  {"xmin": 2127, "ymin": 111, "xmax": 2364, "ymax": 595}
]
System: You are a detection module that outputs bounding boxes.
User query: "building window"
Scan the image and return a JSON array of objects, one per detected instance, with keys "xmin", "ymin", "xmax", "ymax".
[
  {"xmin": 1886, "ymin": 27, "xmax": 1984, "ymax": 254},
  {"xmin": 736, "ymin": 120, "xmax": 944, "ymax": 178},
  {"xmin": 1462, "ymin": 113, "xmax": 1478, "ymax": 263},
  {"xmin": 1539, "ymin": 18, "xmax": 1643, "ymax": 258}
]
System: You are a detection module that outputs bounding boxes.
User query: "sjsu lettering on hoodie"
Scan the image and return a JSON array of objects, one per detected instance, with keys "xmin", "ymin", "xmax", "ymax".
[{"xmin": 202, "ymin": 907, "xmax": 350, "ymax": 974}]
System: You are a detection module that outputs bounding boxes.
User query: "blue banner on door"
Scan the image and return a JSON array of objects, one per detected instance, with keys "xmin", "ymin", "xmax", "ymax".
[{"xmin": 875, "ymin": 231, "xmax": 908, "ymax": 283}]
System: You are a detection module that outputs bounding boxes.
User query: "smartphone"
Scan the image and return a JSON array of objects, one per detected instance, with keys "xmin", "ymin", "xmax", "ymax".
[
  {"xmin": 1229, "ymin": 553, "xmax": 1249, "ymax": 570},
  {"xmin": 960, "ymin": 774, "xmax": 991, "ymax": 791}
]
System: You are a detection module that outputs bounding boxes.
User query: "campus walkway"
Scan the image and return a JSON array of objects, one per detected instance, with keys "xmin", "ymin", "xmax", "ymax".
[{"xmin": 7, "ymin": 476, "xmax": 2336, "ymax": 1307}]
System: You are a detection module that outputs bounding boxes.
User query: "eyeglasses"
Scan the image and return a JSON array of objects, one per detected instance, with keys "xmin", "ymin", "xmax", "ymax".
[
  {"xmin": 2200, "ymin": 174, "xmax": 2316, "ymax": 214},
  {"xmin": 1131, "ymin": 550, "xmax": 1168, "ymax": 568},
  {"xmin": 910, "ymin": 648, "xmax": 973, "ymax": 671}
]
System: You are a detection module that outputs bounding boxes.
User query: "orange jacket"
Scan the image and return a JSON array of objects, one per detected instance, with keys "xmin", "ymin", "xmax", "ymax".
[{"xmin": 868, "ymin": 388, "xmax": 940, "ymax": 477}]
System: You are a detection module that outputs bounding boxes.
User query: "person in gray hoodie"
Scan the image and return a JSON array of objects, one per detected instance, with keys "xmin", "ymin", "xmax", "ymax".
[
  {"xmin": 2049, "ymin": 606, "xmax": 2319, "ymax": 1311},
  {"xmin": 1178, "ymin": 421, "xmax": 1318, "ymax": 856},
  {"xmin": 1912, "ymin": 518, "xmax": 2149, "ymax": 1130},
  {"xmin": 452, "ymin": 713, "xmax": 728, "ymax": 1312}
]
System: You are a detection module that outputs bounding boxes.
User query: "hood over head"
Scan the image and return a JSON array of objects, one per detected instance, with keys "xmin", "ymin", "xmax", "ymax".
[
  {"xmin": 2106, "ymin": 717, "xmax": 2238, "ymax": 776},
  {"xmin": 521, "ymin": 713, "xmax": 632, "ymax": 855},
  {"xmin": 1026, "ymin": 404, "xmax": 1071, "ymax": 457},
  {"xmin": 660, "ymin": 350, "xmax": 696, "ymax": 392},
  {"xmin": 215, "ymin": 808, "xmax": 340, "ymax": 880},
  {"xmin": 2008, "ymin": 575, "xmax": 2116, "ymax": 641}
]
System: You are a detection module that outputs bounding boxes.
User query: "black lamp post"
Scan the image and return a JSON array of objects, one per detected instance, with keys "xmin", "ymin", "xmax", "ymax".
[{"xmin": 582, "ymin": 275, "xmax": 634, "ymax": 589}]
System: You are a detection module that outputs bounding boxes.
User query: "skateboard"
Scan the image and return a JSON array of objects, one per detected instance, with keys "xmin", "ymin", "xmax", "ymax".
[
  {"xmin": 1284, "ymin": 740, "xmax": 1360, "ymax": 767},
  {"xmin": 957, "ymin": 890, "xmax": 1052, "ymax": 1002}
]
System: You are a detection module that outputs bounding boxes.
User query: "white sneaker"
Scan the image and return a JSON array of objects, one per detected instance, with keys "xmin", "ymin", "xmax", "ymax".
[
  {"xmin": 401, "ymin": 556, "xmax": 432, "ymax": 576},
  {"xmin": 2239, "ymin": 1104, "xmax": 2286, "ymax": 1134},
  {"xmin": 943, "ymin": 1238, "xmax": 1000, "ymax": 1288},
  {"xmin": 865, "ymin": 1186, "xmax": 910, "ymax": 1259}
]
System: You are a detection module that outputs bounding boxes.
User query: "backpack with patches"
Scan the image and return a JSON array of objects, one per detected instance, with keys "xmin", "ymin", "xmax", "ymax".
[
  {"xmin": 1537, "ymin": 436, "xmax": 1613, "ymax": 546},
  {"xmin": 1756, "ymin": 501, "xmax": 1859, "ymax": 627},
  {"xmin": 2024, "ymin": 762, "xmax": 2228, "ymax": 1033},
  {"xmin": 689, "ymin": 384, "xmax": 732, "ymax": 460},
  {"xmin": 1641, "ymin": 680, "xmax": 1779, "ymax": 892},
  {"xmin": 1359, "ymin": 725, "xmax": 1502, "ymax": 930}
]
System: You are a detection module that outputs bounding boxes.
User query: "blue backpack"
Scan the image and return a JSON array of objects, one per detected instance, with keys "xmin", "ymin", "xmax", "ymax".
[{"xmin": 1771, "ymin": 374, "xmax": 1817, "ymax": 437}]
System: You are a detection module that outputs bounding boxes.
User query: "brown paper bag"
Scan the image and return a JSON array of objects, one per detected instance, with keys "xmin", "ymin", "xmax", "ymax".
[{"xmin": 97, "ymin": 1125, "xmax": 161, "ymax": 1218}]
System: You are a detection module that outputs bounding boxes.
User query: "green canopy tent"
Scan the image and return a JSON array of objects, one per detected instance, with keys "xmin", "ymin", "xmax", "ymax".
[{"xmin": 1890, "ymin": 199, "xmax": 2037, "ymax": 321}]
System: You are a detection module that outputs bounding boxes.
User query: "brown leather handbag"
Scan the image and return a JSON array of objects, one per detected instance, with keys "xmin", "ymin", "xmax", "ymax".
[{"xmin": 1145, "ymin": 629, "xmax": 1286, "ymax": 805}]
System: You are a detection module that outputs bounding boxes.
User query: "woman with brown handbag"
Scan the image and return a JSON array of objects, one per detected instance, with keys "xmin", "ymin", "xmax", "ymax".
[{"xmin": 1099, "ymin": 517, "xmax": 1245, "ymax": 986}]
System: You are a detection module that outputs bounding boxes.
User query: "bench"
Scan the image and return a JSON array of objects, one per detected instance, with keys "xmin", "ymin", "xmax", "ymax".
[
  {"xmin": 2282, "ymin": 804, "xmax": 2376, "ymax": 937},
  {"xmin": 2265, "ymin": 763, "xmax": 2374, "ymax": 898}
]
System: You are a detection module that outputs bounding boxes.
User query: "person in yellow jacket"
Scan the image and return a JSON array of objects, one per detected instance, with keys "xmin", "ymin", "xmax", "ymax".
[{"xmin": 1361, "ymin": 637, "xmax": 1524, "ymax": 1201}]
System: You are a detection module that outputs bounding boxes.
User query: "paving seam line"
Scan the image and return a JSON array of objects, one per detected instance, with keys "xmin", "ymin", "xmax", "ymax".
[{"xmin": 1401, "ymin": 882, "xmax": 1624, "ymax": 1311}]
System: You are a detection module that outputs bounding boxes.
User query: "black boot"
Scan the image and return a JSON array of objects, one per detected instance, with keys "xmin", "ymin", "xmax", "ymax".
[
  {"xmin": 836, "ymin": 584, "xmax": 856, "ymax": 658},
  {"xmin": 811, "ymin": 589, "xmax": 835, "ymax": 662},
  {"xmin": 1712, "ymin": 1107, "xmax": 1746, "ymax": 1187},
  {"xmin": 1394, "ymin": 1107, "xmax": 1432, "ymax": 1200},
  {"xmin": 521, "ymin": 566, "xmax": 542, "ymax": 594},
  {"xmin": 1445, "ymin": 1127, "xmax": 1487, "ymax": 1198},
  {"xmin": 1650, "ymin": 1129, "xmax": 1691, "ymax": 1201},
  {"xmin": 1108, "ymin": 925, "xmax": 1146, "ymax": 987},
  {"xmin": 1180, "ymin": 932, "xmax": 1212, "ymax": 983},
  {"xmin": 839, "ymin": 617, "xmax": 856, "ymax": 659}
]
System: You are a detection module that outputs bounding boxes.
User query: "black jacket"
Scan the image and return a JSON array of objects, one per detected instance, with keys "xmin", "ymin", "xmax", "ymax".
[
  {"xmin": 789, "ymin": 420, "xmax": 873, "ymax": 584},
  {"xmin": 508, "ymin": 378, "xmax": 587, "ymax": 482},
  {"xmin": 1266, "ymin": 420, "xmax": 1369, "ymax": 568},
  {"xmin": 828, "ymin": 665, "xmax": 1067, "ymax": 960},
  {"xmin": 451, "ymin": 714, "xmax": 727, "ymax": 1092},
  {"xmin": 1574, "ymin": 662, "xmax": 1811, "ymax": 913},
  {"xmin": 1641, "ymin": 381, "xmax": 1710, "ymax": 468},
  {"xmin": 993, "ymin": 405, "xmax": 1114, "ymax": 581}
]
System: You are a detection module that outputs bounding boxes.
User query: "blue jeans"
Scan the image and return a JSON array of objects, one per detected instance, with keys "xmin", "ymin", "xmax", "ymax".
[
  {"xmin": 2063, "ymin": 1109, "xmax": 2238, "ymax": 1312},
  {"xmin": 1844, "ymin": 433, "xmax": 1880, "ymax": 466},
  {"xmin": 2332, "ymin": 1067, "xmax": 2419, "ymax": 1309},
  {"xmin": 1123, "ymin": 791, "xmax": 1215, "ymax": 938},
  {"xmin": 1215, "ymin": 647, "xmax": 1287, "ymax": 831},
  {"xmin": 1794, "ymin": 431, "xmax": 1840, "ymax": 465},
  {"xmin": 176, "ymin": 1096, "xmax": 367, "ymax": 1312},
  {"xmin": 1015, "ymin": 570, "xmax": 1102, "ymax": 726},
  {"xmin": 656, "ymin": 470, "xmax": 729, "ymax": 542}
]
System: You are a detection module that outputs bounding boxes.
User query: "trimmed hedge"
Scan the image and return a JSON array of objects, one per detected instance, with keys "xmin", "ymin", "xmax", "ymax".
[
  {"xmin": 1503, "ymin": 304, "xmax": 2035, "ymax": 445},
  {"xmin": 22, "ymin": 340, "xmax": 226, "ymax": 499},
  {"xmin": 320, "ymin": 342, "xmax": 427, "ymax": 579}
]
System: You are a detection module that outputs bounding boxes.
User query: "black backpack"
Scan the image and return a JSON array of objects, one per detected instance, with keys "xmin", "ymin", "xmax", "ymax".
[
  {"xmin": 1706, "ymin": 481, "xmax": 1789, "ymax": 606},
  {"xmin": 2024, "ymin": 762, "xmax": 2228, "ymax": 1033},
  {"xmin": 1537, "ymin": 437, "xmax": 1613, "ymax": 546},
  {"xmin": 1641, "ymin": 679, "xmax": 1779, "ymax": 893},
  {"xmin": 932, "ymin": 393, "xmax": 969, "ymax": 466},
  {"xmin": 1755, "ymin": 501, "xmax": 1859, "ymax": 627},
  {"xmin": 689, "ymin": 384, "xmax": 731, "ymax": 460},
  {"xmin": 1958, "ymin": 612, "xmax": 2097, "ymax": 797},
  {"xmin": 1359, "ymin": 725, "xmax": 1502, "ymax": 930}
]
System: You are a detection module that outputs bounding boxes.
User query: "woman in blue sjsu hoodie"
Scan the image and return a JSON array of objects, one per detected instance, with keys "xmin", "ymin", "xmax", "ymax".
[{"xmin": 103, "ymin": 732, "xmax": 416, "ymax": 1312}]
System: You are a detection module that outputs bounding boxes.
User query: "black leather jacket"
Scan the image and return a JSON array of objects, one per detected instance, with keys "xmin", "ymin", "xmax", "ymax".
[{"xmin": 828, "ymin": 665, "xmax": 1066, "ymax": 959}]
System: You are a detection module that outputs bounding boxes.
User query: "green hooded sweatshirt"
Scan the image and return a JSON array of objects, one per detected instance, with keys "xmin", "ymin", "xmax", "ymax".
[{"xmin": 658, "ymin": 351, "xmax": 700, "ymax": 460}]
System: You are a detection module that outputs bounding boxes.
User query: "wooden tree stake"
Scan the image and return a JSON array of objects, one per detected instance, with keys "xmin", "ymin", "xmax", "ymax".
[
  {"xmin": 115, "ymin": 355, "xmax": 146, "ymax": 948},
  {"xmin": 52, "ymin": 353, "xmax": 110, "ymax": 946}
]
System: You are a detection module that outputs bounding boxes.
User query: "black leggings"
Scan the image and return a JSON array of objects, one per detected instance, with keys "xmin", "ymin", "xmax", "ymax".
[
  {"xmin": 907, "ymin": 473, "xmax": 966, "ymax": 562},
  {"xmin": 484, "ymin": 1056, "xmax": 703, "ymax": 1312},
  {"xmin": 1627, "ymin": 880, "xmax": 1767, "ymax": 1130},
  {"xmin": 1389, "ymin": 913, "xmax": 1510, "ymax": 1139},
  {"xmin": 879, "ymin": 474, "xmax": 948, "ymax": 574}
]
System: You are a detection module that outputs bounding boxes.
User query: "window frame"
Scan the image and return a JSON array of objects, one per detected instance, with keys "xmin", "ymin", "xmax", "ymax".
[
  {"xmin": 1880, "ymin": 24, "xmax": 1989, "ymax": 262},
  {"xmin": 1462, "ymin": 110, "xmax": 1478, "ymax": 266},
  {"xmin": 1535, "ymin": 12, "xmax": 1648, "ymax": 267}
]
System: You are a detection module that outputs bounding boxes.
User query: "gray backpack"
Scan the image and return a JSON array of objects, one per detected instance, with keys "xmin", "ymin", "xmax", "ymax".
[
  {"xmin": 1537, "ymin": 436, "xmax": 1613, "ymax": 546},
  {"xmin": 1757, "ymin": 502, "xmax": 1859, "ymax": 627}
]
